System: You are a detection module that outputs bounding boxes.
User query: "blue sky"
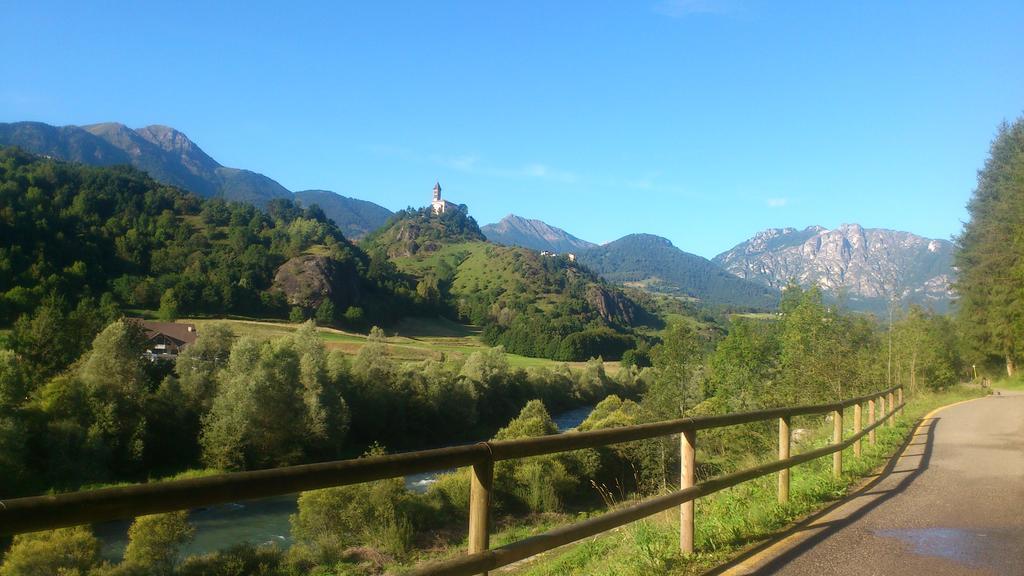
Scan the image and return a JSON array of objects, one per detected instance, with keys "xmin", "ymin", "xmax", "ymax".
[{"xmin": 2, "ymin": 1, "xmax": 1022, "ymax": 258}]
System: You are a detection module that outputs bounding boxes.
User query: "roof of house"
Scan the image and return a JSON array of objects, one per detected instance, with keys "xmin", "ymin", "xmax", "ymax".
[{"xmin": 130, "ymin": 319, "xmax": 199, "ymax": 346}]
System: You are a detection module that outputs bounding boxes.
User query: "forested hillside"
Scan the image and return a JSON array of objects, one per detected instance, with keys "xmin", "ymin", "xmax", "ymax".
[
  {"xmin": 0, "ymin": 121, "xmax": 394, "ymax": 236},
  {"xmin": 577, "ymin": 234, "xmax": 780, "ymax": 310},
  {"xmin": 0, "ymin": 147, "xmax": 420, "ymax": 329},
  {"xmin": 294, "ymin": 189, "xmax": 393, "ymax": 239}
]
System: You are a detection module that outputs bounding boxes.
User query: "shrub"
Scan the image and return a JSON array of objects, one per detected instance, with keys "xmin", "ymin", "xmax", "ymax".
[
  {"xmin": 426, "ymin": 468, "xmax": 472, "ymax": 520},
  {"xmin": 0, "ymin": 526, "xmax": 100, "ymax": 576},
  {"xmin": 492, "ymin": 400, "xmax": 578, "ymax": 512},
  {"xmin": 176, "ymin": 544, "xmax": 285, "ymax": 576},
  {"xmin": 122, "ymin": 511, "xmax": 194, "ymax": 575},
  {"xmin": 290, "ymin": 448, "xmax": 426, "ymax": 570}
]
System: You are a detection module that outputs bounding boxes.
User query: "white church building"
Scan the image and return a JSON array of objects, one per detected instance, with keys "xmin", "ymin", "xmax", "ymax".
[{"xmin": 430, "ymin": 182, "xmax": 458, "ymax": 214}]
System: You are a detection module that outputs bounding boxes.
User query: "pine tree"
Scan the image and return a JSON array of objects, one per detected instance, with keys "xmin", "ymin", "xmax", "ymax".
[{"xmin": 955, "ymin": 117, "xmax": 1024, "ymax": 376}]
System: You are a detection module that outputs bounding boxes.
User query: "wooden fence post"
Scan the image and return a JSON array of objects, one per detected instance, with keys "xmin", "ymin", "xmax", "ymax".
[
  {"xmin": 680, "ymin": 429, "xmax": 696, "ymax": 555},
  {"xmin": 468, "ymin": 459, "xmax": 493, "ymax": 575},
  {"xmin": 832, "ymin": 409, "xmax": 843, "ymax": 479},
  {"xmin": 853, "ymin": 403, "xmax": 862, "ymax": 458},
  {"xmin": 897, "ymin": 387, "xmax": 904, "ymax": 417},
  {"xmin": 887, "ymin": 390, "xmax": 895, "ymax": 427},
  {"xmin": 778, "ymin": 416, "xmax": 790, "ymax": 504},
  {"xmin": 868, "ymin": 398, "xmax": 876, "ymax": 445}
]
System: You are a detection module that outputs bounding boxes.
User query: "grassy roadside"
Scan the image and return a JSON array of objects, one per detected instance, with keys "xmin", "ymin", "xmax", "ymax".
[
  {"xmin": 502, "ymin": 385, "xmax": 988, "ymax": 576},
  {"xmin": 993, "ymin": 375, "xmax": 1024, "ymax": 391}
]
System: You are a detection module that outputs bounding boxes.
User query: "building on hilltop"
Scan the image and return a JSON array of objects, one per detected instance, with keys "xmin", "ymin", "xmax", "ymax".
[{"xmin": 430, "ymin": 181, "xmax": 458, "ymax": 215}]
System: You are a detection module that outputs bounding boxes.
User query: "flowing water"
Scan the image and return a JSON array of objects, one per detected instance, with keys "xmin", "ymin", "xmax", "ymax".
[{"xmin": 96, "ymin": 404, "xmax": 595, "ymax": 561}]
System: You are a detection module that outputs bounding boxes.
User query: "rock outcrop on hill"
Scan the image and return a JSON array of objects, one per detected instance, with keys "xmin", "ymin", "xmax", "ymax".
[
  {"xmin": 585, "ymin": 285, "xmax": 640, "ymax": 326},
  {"xmin": 272, "ymin": 255, "xmax": 361, "ymax": 311}
]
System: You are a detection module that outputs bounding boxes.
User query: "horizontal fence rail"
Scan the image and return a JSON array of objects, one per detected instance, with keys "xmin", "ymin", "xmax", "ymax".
[
  {"xmin": 0, "ymin": 385, "xmax": 904, "ymax": 576},
  {"xmin": 413, "ymin": 398, "xmax": 905, "ymax": 575}
]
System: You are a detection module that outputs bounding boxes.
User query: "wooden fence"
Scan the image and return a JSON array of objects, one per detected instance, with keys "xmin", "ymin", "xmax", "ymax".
[{"xmin": 0, "ymin": 385, "xmax": 904, "ymax": 576}]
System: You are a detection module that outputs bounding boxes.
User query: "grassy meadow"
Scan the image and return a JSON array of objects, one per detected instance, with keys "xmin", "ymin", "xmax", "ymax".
[{"xmin": 183, "ymin": 315, "xmax": 622, "ymax": 373}]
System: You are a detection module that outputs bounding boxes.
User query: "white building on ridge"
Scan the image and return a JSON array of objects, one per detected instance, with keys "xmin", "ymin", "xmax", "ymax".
[{"xmin": 431, "ymin": 182, "xmax": 458, "ymax": 215}]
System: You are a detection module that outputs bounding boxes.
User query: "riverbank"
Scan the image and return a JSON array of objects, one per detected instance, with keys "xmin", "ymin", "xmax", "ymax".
[{"xmin": 95, "ymin": 403, "xmax": 597, "ymax": 561}]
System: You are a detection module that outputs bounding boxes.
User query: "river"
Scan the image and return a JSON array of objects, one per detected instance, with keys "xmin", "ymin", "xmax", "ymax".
[{"xmin": 96, "ymin": 404, "xmax": 595, "ymax": 561}]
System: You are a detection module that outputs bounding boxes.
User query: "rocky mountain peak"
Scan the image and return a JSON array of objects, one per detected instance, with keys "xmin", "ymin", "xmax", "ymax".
[
  {"xmin": 482, "ymin": 214, "xmax": 596, "ymax": 253},
  {"xmin": 743, "ymin": 226, "xmax": 825, "ymax": 254},
  {"xmin": 135, "ymin": 124, "xmax": 220, "ymax": 176},
  {"xmin": 82, "ymin": 122, "xmax": 149, "ymax": 157},
  {"xmin": 137, "ymin": 125, "xmax": 199, "ymax": 153},
  {"xmin": 713, "ymin": 225, "xmax": 955, "ymax": 312}
]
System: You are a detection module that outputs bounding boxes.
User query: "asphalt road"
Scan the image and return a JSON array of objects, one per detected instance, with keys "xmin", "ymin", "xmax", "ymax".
[{"xmin": 721, "ymin": 391, "xmax": 1024, "ymax": 576}]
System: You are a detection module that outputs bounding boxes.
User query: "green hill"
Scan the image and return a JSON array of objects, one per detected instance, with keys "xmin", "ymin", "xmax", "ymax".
[
  {"xmin": 364, "ymin": 208, "xmax": 658, "ymax": 360},
  {"xmin": 363, "ymin": 205, "xmax": 487, "ymax": 257}
]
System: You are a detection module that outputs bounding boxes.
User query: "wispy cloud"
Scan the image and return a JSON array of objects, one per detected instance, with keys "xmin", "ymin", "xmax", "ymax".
[
  {"xmin": 623, "ymin": 176, "xmax": 657, "ymax": 191},
  {"xmin": 444, "ymin": 154, "xmax": 480, "ymax": 172},
  {"xmin": 653, "ymin": 0, "xmax": 738, "ymax": 18},
  {"xmin": 368, "ymin": 145, "xmax": 579, "ymax": 184},
  {"xmin": 518, "ymin": 163, "xmax": 578, "ymax": 183},
  {"xmin": 766, "ymin": 197, "xmax": 789, "ymax": 208}
]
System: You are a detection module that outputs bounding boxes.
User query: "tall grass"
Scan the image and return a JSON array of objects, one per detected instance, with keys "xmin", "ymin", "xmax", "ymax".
[{"xmin": 993, "ymin": 375, "xmax": 1024, "ymax": 391}]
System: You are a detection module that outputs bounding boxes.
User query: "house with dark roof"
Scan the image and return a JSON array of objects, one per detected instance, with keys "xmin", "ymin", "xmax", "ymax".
[{"xmin": 131, "ymin": 320, "xmax": 199, "ymax": 361}]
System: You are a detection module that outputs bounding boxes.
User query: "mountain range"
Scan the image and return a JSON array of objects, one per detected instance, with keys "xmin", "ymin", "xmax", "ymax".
[
  {"xmin": 0, "ymin": 120, "xmax": 957, "ymax": 313},
  {"xmin": 0, "ymin": 121, "xmax": 392, "ymax": 239},
  {"xmin": 479, "ymin": 215, "xmax": 955, "ymax": 313},
  {"xmin": 713, "ymin": 224, "xmax": 955, "ymax": 312}
]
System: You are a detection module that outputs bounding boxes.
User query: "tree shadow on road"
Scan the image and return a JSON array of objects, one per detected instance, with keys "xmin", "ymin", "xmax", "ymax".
[{"xmin": 703, "ymin": 415, "xmax": 939, "ymax": 575}]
